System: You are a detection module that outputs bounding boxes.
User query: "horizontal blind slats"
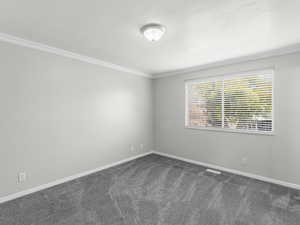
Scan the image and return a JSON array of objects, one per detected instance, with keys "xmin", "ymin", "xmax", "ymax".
[{"xmin": 187, "ymin": 72, "xmax": 273, "ymax": 132}]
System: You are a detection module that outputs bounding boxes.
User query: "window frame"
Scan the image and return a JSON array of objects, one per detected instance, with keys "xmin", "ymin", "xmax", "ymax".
[{"xmin": 185, "ymin": 69, "xmax": 275, "ymax": 135}]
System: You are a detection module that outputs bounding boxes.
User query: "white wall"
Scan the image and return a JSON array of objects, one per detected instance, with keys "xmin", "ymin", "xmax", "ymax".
[
  {"xmin": 154, "ymin": 52, "xmax": 300, "ymax": 185},
  {"xmin": 0, "ymin": 42, "xmax": 153, "ymax": 198},
  {"xmin": 2, "ymin": 38, "xmax": 300, "ymax": 199}
]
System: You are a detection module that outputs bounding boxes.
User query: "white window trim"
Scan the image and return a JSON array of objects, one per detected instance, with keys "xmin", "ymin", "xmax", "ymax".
[{"xmin": 185, "ymin": 69, "xmax": 275, "ymax": 135}]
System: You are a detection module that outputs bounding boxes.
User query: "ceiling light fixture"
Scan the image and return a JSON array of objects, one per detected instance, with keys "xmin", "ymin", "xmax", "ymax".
[{"xmin": 140, "ymin": 23, "xmax": 166, "ymax": 42}]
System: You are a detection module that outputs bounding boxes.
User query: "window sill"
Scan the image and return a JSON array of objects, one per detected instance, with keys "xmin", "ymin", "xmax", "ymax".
[{"xmin": 185, "ymin": 126, "xmax": 275, "ymax": 136}]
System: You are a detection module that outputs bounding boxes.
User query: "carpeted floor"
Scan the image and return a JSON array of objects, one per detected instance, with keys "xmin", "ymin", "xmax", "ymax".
[{"xmin": 0, "ymin": 153, "xmax": 300, "ymax": 225}]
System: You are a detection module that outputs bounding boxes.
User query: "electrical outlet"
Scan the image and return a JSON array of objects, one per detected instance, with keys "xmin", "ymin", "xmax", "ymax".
[
  {"xmin": 140, "ymin": 144, "xmax": 144, "ymax": 152},
  {"xmin": 241, "ymin": 157, "xmax": 248, "ymax": 166},
  {"xmin": 130, "ymin": 145, "xmax": 136, "ymax": 153},
  {"xmin": 18, "ymin": 172, "xmax": 26, "ymax": 183}
]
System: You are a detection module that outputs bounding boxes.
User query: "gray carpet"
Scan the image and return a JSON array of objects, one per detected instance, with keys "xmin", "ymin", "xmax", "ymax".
[{"xmin": 0, "ymin": 154, "xmax": 300, "ymax": 225}]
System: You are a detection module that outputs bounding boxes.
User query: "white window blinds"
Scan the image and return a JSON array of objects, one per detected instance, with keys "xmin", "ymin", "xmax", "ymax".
[{"xmin": 186, "ymin": 70, "xmax": 273, "ymax": 134}]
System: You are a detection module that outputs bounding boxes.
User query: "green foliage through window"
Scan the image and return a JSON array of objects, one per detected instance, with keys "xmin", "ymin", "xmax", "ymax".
[{"xmin": 186, "ymin": 71, "xmax": 273, "ymax": 133}]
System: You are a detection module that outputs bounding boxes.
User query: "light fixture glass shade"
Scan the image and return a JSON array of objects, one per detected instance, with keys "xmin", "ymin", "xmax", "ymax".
[{"xmin": 141, "ymin": 23, "xmax": 165, "ymax": 42}]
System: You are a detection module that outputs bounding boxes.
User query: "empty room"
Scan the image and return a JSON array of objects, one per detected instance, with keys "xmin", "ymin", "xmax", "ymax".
[{"xmin": 1, "ymin": 0, "xmax": 300, "ymax": 224}]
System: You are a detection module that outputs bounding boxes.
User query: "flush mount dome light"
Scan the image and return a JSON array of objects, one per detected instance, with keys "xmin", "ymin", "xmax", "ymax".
[{"xmin": 140, "ymin": 23, "xmax": 166, "ymax": 42}]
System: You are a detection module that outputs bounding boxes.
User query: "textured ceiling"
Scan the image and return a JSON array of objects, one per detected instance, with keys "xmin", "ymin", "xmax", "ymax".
[{"xmin": 0, "ymin": 0, "xmax": 300, "ymax": 75}]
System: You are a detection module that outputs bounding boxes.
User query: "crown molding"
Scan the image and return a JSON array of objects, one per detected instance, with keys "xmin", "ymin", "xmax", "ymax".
[
  {"xmin": 2, "ymin": 31, "xmax": 300, "ymax": 80},
  {"xmin": 0, "ymin": 32, "xmax": 151, "ymax": 78},
  {"xmin": 152, "ymin": 44, "xmax": 300, "ymax": 79}
]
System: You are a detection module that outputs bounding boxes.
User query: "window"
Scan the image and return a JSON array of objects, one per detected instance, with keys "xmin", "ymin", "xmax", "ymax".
[{"xmin": 185, "ymin": 70, "xmax": 274, "ymax": 134}]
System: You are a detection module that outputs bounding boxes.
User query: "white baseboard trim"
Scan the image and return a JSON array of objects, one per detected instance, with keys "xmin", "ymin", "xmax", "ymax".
[
  {"xmin": 0, "ymin": 151, "xmax": 153, "ymax": 204},
  {"xmin": 153, "ymin": 151, "xmax": 300, "ymax": 190},
  {"xmin": 2, "ymin": 150, "xmax": 299, "ymax": 204}
]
